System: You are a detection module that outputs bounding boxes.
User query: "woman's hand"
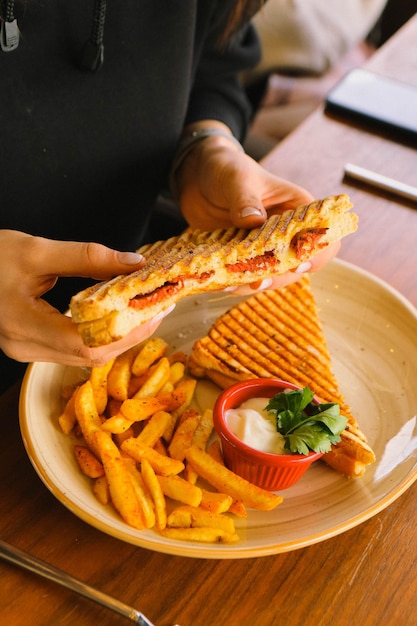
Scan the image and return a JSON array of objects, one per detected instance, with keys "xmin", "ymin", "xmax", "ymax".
[
  {"xmin": 177, "ymin": 129, "xmax": 316, "ymax": 231},
  {"xmin": 177, "ymin": 129, "xmax": 340, "ymax": 292},
  {"xmin": 0, "ymin": 230, "xmax": 172, "ymax": 368}
]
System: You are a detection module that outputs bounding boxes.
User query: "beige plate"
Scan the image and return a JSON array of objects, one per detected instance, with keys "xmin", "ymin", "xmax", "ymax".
[{"xmin": 19, "ymin": 258, "xmax": 417, "ymax": 559}]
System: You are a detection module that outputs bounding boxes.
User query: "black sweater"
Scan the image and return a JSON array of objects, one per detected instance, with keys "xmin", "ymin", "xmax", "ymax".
[
  {"xmin": 1, "ymin": 1, "xmax": 260, "ymax": 250},
  {"xmin": 0, "ymin": 1, "xmax": 260, "ymax": 389}
]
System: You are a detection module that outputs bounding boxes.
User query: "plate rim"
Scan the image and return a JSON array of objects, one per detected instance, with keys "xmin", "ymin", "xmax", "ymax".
[{"xmin": 19, "ymin": 258, "xmax": 417, "ymax": 559}]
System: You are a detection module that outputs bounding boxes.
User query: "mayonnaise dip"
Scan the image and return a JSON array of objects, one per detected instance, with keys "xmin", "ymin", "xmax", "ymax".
[{"xmin": 225, "ymin": 397, "xmax": 287, "ymax": 455}]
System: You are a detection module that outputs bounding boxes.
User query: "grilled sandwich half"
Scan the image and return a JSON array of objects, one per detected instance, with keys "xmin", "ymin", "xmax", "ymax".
[
  {"xmin": 188, "ymin": 275, "xmax": 375, "ymax": 478},
  {"xmin": 70, "ymin": 194, "xmax": 357, "ymax": 347}
]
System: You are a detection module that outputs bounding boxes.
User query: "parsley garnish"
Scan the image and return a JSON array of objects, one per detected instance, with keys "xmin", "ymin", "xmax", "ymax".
[{"xmin": 265, "ymin": 387, "xmax": 348, "ymax": 456}]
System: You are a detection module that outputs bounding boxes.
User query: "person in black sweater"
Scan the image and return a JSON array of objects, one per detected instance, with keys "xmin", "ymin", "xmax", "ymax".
[{"xmin": 0, "ymin": 1, "xmax": 338, "ymax": 392}]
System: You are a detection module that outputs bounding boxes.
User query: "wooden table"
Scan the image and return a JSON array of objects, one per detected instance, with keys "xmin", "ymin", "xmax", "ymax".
[{"xmin": 1, "ymin": 16, "xmax": 417, "ymax": 626}]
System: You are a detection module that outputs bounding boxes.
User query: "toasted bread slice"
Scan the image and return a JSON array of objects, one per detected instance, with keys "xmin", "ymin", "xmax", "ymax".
[
  {"xmin": 70, "ymin": 194, "xmax": 357, "ymax": 346},
  {"xmin": 188, "ymin": 275, "xmax": 375, "ymax": 478}
]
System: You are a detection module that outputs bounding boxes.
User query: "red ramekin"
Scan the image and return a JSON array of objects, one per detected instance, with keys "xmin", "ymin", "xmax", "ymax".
[{"xmin": 213, "ymin": 378, "xmax": 323, "ymax": 491}]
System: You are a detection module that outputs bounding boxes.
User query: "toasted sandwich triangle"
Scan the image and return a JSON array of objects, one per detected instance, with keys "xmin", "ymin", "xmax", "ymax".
[{"xmin": 188, "ymin": 275, "xmax": 375, "ymax": 478}]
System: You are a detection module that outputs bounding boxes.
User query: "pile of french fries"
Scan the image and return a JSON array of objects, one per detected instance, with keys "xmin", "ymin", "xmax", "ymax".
[{"xmin": 58, "ymin": 337, "xmax": 283, "ymax": 544}]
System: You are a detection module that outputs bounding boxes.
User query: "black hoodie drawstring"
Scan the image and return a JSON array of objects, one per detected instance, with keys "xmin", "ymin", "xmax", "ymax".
[
  {"xmin": 80, "ymin": 0, "xmax": 107, "ymax": 72},
  {"xmin": 1, "ymin": 0, "xmax": 108, "ymax": 72},
  {"xmin": 0, "ymin": 0, "xmax": 20, "ymax": 52}
]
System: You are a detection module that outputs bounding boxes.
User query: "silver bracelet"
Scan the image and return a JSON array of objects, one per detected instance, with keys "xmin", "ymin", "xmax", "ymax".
[{"xmin": 169, "ymin": 127, "xmax": 244, "ymax": 202}]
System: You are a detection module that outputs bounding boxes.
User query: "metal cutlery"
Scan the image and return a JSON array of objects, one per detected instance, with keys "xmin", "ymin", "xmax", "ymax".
[{"xmin": 0, "ymin": 538, "xmax": 154, "ymax": 625}]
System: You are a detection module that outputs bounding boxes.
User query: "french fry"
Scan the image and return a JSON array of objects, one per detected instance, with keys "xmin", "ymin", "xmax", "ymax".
[
  {"xmin": 74, "ymin": 381, "xmax": 103, "ymax": 457},
  {"xmin": 107, "ymin": 346, "xmax": 141, "ymax": 401},
  {"xmin": 58, "ymin": 338, "xmax": 281, "ymax": 545},
  {"xmin": 200, "ymin": 490, "xmax": 233, "ymax": 514},
  {"xmin": 168, "ymin": 361, "xmax": 185, "ymax": 385},
  {"xmin": 162, "ymin": 377, "xmax": 197, "ymax": 443},
  {"xmin": 192, "ymin": 409, "xmax": 214, "ymax": 450},
  {"xmin": 120, "ymin": 390, "xmax": 185, "ymax": 422},
  {"xmin": 141, "ymin": 459, "xmax": 166, "ymax": 530},
  {"xmin": 113, "ymin": 427, "xmax": 135, "ymax": 447},
  {"xmin": 160, "ymin": 527, "xmax": 239, "ymax": 544},
  {"xmin": 154, "ymin": 438, "xmax": 168, "ymax": 456},
  {"xmin": 131, "ymin": 337, "xmax": 168, "ymax": 377},
  {"xmin": 157, "ymin": 360, "xmax": 185, "ymax": 395},
  {"xmin": 133, "ymin": 357, "xmax": 171, "ymax": 398},
  {"xmin": 103, "ymin": 389, "xmax": 185, "ymax": 435},
  {"xmin": 167, "ymin": 505, "xmax": 236, "ymax": 534},
  {"xmin": 89, "ymin": 358, "xmax": 115, "ymax": 414},
  {"xmin": 128, "ymin": 374, "xmax": 148, "ymax": 398},
  {"xmin": 58, "ymin": 391, "xmax": 77, "ymax": 435},
  {"xmin": 207, "ymin": 439, "xmax": 223, "ymax": 463},
  {"xmin": 166, "ymin": 506, "xmax": 192, "ymax": 528},
  {"xmin": 157, "ymin": 475, "xmax": 202, "ymax": 507},
  {"xmin": 206, "ymin": 441, "xmax": 247, "ymax": 517},
  {"xmin": 185, "ymin": 446, "xmax": 283, "ymax": 512},
  {"xmin": 157, "ymin": 382, "xmax": 174, "ymax": 396},
  {"xmin": 167, "ymin": 351, "xmax": 188, "ymax": 366},
  {"xmin": 135, "ymin": 411, "xmax": 172, "ymax": 448},
  {"xmin": 228, "ymin": 500, "xmax": 248, "ymax": 518},
  {"xmin": 94, "ymin": 430, "xmax": 146, "ymax": 529},
  {"xmin": 73, "ymin": 445, "xmax": 104, "ymax": 478},
  {"xmin": 168, "ymin": 409, "xmax": 200, "ymax": 461},
  {"xmin": 124, "ymin": 458, "xmax": 156, "ymax": 529},
  {"xmin": 92, "ymin": 475, "xmax": 110, "ymax": 505},
  {"xmin": 106, "ymin": 398, "xmax": 123, "ymax": 417},
  {"xmin": 184, "ymin": 408, "xmax": 214, "ymax": 484},
  {"xmin": 101, "ymin": 413, "xmax": 135, "ymax": 434},
  {"xmin": 121, "ymin": 439, "xmax": 184, "ymax": 476}
]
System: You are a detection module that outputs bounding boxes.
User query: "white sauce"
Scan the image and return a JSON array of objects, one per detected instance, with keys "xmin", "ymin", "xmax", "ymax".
[{"xmin": 225, "ymin": 397, "xmax": 287, "ymax": 455}]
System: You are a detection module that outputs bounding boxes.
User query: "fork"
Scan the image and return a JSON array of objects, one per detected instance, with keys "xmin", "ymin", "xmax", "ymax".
[{"xmin": 0, "ymin": 538, "xmax": 154, "ymax": 625}]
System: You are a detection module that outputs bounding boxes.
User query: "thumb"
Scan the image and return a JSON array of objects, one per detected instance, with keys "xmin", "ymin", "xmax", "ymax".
[
  {"xmin": 226, "ymin": 191, "xmax": 267, "ymax": 229},
  {"xmin": 35, "ymin": 239, "xmax": 145, "ymax": 281}
]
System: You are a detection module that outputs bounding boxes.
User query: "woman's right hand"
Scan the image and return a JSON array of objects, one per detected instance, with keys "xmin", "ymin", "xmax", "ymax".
[{"xmin": 0, "ymin": 230, "xmax": 172, "ymax": 368}]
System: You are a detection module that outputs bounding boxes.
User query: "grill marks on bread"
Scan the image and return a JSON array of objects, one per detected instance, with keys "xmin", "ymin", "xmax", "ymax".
[
  {"xmin": 188, "ymin": 276, "xmax": 376, "ymax": 477},
  {"xmin": 70, "ymin": 194, "xmax": 357, "ymax": 346}
]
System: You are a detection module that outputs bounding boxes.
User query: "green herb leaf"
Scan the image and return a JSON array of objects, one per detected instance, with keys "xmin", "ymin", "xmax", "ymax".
[
  {"xmin": 266, "ymin": 387, "xmax": 313, "ymax": 416},
  {"xmin": 286, "ymin": 423, "xmax": 334, "ymax": 455},
  {"xmin": 265, "ymin": 387, "xmax": 348, "ymax": 455}
]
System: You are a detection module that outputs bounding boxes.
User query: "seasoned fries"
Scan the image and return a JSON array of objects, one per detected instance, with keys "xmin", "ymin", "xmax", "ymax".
[
  {"xmin": 167, "ymin": 409, "xmax": 200, "ymax": 461},
  {"xmin": 94, "ymin": 430, "xmax": 146, "ymax": 529},
  {"xmin": 157, "ymin": 475, "xmax": 202, "ymax": 507},
  {"xmin": 131, "ymin": 337, "xmax": 168, "ymax": 377},
  {"xmin": 58, "ymin": 337, "xmax": 284, "ymax": 545},
  {"xmin": 121, "ymin": 438, "xmax": 185, "ymax": 476},
  {"xmin": 89, "ymin": 359, "xmax": 115, "ymax": 414},
  {"xmin": 73, "ymin": 445, "xmax": 104, "ymax": 478},
  {"xmin": 185, "ymin": 446, "xmax": 283, "ymax": 511}
]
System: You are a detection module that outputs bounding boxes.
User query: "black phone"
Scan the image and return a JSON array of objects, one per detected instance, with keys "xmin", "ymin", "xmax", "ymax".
[{"xmin": 325, "ymin": 68, "xmax": 417, "ymax": 141}]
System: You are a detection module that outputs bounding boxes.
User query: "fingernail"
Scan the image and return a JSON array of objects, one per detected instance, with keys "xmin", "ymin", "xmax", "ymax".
[
  {"xmin": 117, "ymin": 251, "xmax": 144, "ymax": 265},
  {"xmin": 224, "ymin": 286, "xmax": 238, "ymax": 292},
  {"xmin": 295, "ymin": 261, "xmax": 312, "ymax": 273},
  {"xmin": 256, "ymin": 278, "xmax": 273, "ymax": 290},
  {"xmin": 240, "ymin": 207, "xmax": 263, "ymax": 218}
]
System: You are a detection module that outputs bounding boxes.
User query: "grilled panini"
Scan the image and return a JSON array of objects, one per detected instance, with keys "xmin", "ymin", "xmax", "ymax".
[
  {"xmin": 71, "ymin": 194, "xmax": 357, "ymax": 347},
  {"xmin": 188, "ymin": 275, "xmax": 375, "ymax": 478}
]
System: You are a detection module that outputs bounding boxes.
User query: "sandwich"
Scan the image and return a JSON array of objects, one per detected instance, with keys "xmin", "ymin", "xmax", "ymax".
[
  {"xmin": 70, "ymin": 194, "xmax": 357, "ymax": 347},
  {"xmin": 188, "ymin": 275, "xmax": 376, "ymax": 478}
]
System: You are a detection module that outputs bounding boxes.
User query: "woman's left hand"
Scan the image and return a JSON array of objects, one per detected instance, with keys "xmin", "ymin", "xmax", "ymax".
[{"xmin": 177, "ymin": 130, "xmax": 340, "ymax": 293}]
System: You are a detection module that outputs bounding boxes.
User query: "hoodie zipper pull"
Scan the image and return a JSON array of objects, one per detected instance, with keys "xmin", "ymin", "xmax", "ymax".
[
  {"xmin": 79, "ymin": 0, "xmax": 106, "ymax": 71},
  {"xmin": 1, "ymin": 18, "xmax": 19, "ymax": 51},
  {"xmin": 79, "ymin": 39, "xmax": 104, "ymax": 72}
]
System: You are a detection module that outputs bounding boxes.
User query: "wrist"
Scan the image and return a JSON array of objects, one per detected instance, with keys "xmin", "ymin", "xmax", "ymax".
[{"xmin": 169, "ymin": 127, "xmax": 244, "ymax": 202}]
